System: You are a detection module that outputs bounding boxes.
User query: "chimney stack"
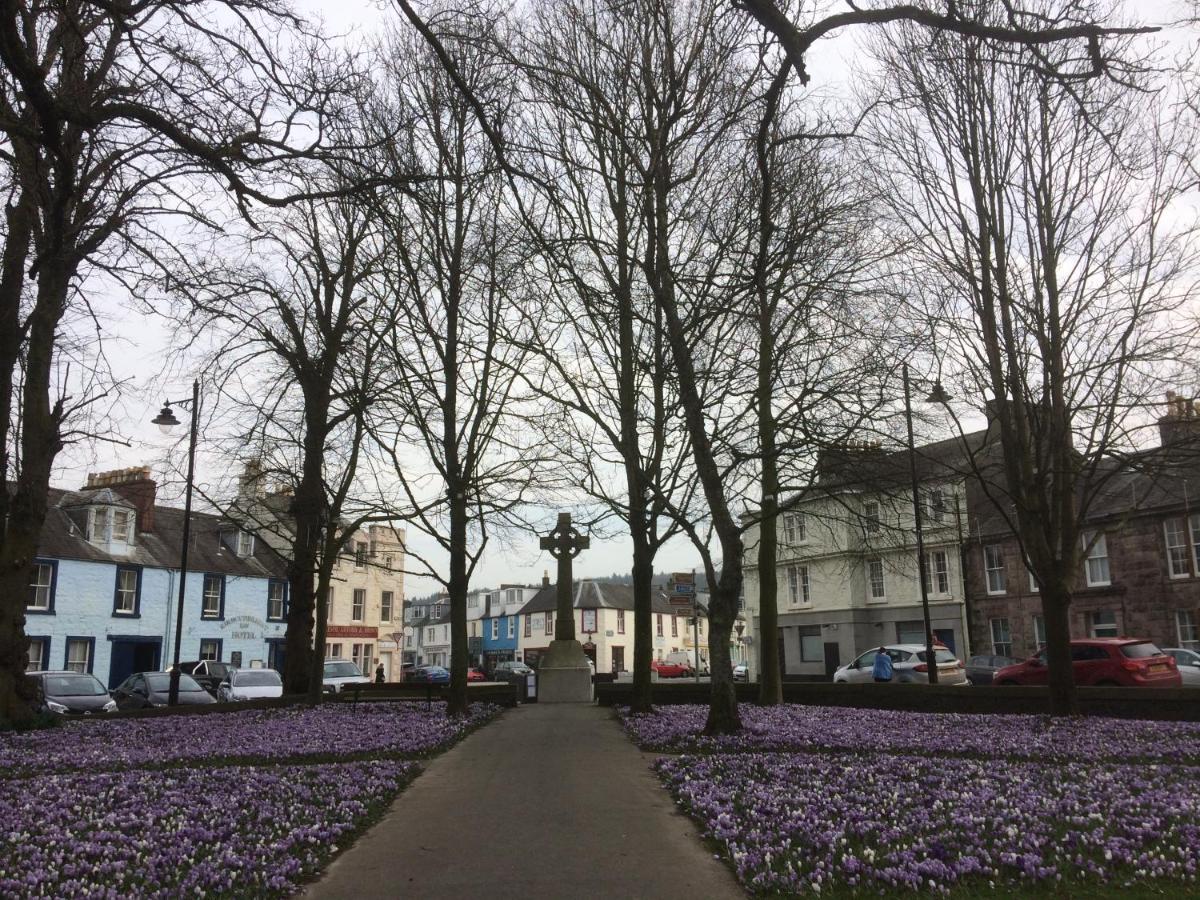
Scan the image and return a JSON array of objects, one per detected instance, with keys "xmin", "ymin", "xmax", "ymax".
[
  {"xmin": 238, "ymin": 459, "xmax": 267, "ymax": 500},
  {"xmin": 1159, "ymin": 390, "xmax": 1200, "ymax": 449},
  {"xmin": 84, "ymin": 466, "xmax": 157, "ymax": 532}
]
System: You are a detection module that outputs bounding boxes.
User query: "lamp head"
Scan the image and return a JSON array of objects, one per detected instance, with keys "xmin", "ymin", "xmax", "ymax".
[
  {"xmin": 925, "ymin": 382, "xmax": 953, "ymax": 405},
  {"xmin": 151, "ymin": 404, "xmax": 181, "ymax": 434}
]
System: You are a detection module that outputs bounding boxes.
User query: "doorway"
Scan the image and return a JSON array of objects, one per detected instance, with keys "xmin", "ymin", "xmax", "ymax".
[
  {"xmin": 934, "ymin": 629, "xmax": 956, "ymax": 654},
  {"xmin": 611, "ymin": 646, "xmax": 625, "ymax": 673},
  {"xmin": 823, "ymin": 642, "xmax": 841, "ymax": 680},
  {"xmin": 107, "ymin": 638, "xmax": 161, "ymax": 689}
]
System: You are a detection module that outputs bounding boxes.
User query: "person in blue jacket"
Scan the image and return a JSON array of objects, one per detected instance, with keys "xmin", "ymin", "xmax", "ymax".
[{"xmin": 872, "ymin": 647, "xmax": 893, "ymax": 683}]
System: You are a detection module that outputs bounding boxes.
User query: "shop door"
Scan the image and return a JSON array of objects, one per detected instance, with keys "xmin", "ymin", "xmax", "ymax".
[
  {"xmin": 823, "ymin": 643, "xmax": 841, "ymax": 680},
  {"xmin": 611, "ymin": 646, "xmax": 625, "ymax": 673}
]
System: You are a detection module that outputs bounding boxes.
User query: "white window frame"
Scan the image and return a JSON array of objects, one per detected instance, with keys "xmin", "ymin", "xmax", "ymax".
[
  {"xmin": 1191, "ymin": 514, "xmax": 1200, "ymax": 575},
  {"xmin": 27, "ymin": 637, "xmax": 48, "ymax": 672},
  {"xmin": 923, "ymin": 550, "xmax": 950, "ymax": 596},
  {"xmin": 1032, "ymin": 615, "xmax": 1047, "ymax": 651},
  {"xmin": 864, "ymin": 501, "xmax": 880, "ymax": 534},
  {"xmin": 984, "ymin": 545, "xmax": 1006, "ymax": 595},
  {"xmin": 112, "ymin": 509, "xmax": 133, "ymax": 543},
  {"xmin": 925, "ymin": 488, "xmax": 945, "ymax": 524},
  {"xmin": 268, "ymin": 581, "xmax": 286, "ymax": 620},
  {"xmin": 352, "ymin": 588, "xmax": 366, "ymax": 623},
  {"xmin": 507, "ymin": 618, "xmax": 515, "ymax": 639},
  {"xmin": 491, "ymin": 619, "xmax": 498, "ymax": 640},
  {"xmin": 1165, "ymin": 518, "xmax": 1190, "ymax": 578},
  {"xmin": 1083, "ymin": 532, "xmax": 1111, "ymax": 587},
  {"xmin": 867, "ymin": 558, "xmax": 886, "ymax": 602},
  {"xmin": 237, "ymin": 530, "xmax": 254, "ymax": 557},
  {"xmin": 783, "ymin": 513, "xmax": 806, "ymax": 545},
  {"xmin": 1176, "ymin": 609, "xmax": 1198, "ymax": 651},
  {"xmin": 380, "ymin": 591, "xmax": 393, "ymax": 623},
  {"xmin": 201, "ymin": 575, "xmax": 222, "ymax": 619},
  {"xmin": 199, "ymin": 639, "xmax": 220, "ymax": 661},
  {"xmin": 28, "ymin": 563, "xmax": 53, "ymax": 611},
  {"xmin": 354, "ymin": 541, "xmax": 368, "ymax": 570},
  {"xmin": 65, "ymin": 639, "xmax": 90, "ymax": 674},
  {"xmin": 115, "ymin": 569, "xmax": 138, "ymax": 614},
  {"xmin": 546, "ymin": 612, "xmax": 554, "ymax": 636},
  {"xmin": 89, "ymin": 507, "xmax": 110, "ymax": 543},
  {"xmin": 1089, "ymin": 610, "xmax": 1118, "ymax": 638},
  {"xmin": 989, "ymin": 617, "xmax": 1012, "ymax": 657}
]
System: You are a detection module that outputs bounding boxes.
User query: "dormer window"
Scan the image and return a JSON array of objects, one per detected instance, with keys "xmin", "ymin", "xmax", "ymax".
[
  {"xmin": 87, "ymin": 506, "xmax": 134, "ymax": 549},
  {"xmin": 237, "ymin": 530, "xmax": 255, "ymax": 557},
  {"xmin": 434, "ymin": 601, "xmax": 443, "ymax": 618}
]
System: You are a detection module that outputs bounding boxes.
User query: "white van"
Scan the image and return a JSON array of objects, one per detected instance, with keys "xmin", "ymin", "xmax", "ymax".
[{"xmin": 664, "ymin": 650, "xmax": 708, "ymax": 676}]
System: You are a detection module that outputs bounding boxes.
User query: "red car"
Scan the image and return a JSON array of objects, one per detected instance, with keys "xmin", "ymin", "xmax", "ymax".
[
  {"xmin": 650, "ymin": 658, "xmax": 689, "ymax": 678},
  {"xmin": 993, "ymin": 638, "xmax": 1181, "ymax": 687},
  {"xmin": 467, "ymin": 667, "xmax": 486, "ymax": 682}
]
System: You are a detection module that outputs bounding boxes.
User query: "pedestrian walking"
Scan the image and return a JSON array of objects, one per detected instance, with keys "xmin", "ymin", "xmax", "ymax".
[
  {"xmin": 872, "ymin": 647, "xmax": 893, "ymax": 683},
  {"xmin": 375, "ymin": 662, "xmax": 385, "ymax": 684}
]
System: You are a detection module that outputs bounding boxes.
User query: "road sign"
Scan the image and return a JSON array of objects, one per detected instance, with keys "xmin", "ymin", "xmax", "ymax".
[
  {"xmin": 669, "ymin": 595, "xmax": 694, "ymax": 608},
  {"xmin": 670, "ymin": 582, "xmax": 695, "ymax": 595}
]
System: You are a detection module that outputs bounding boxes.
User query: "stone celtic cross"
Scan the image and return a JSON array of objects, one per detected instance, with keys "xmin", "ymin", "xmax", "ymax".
[{"xmin": 540, "ymin": 512, "xmax": 589, "ymax": 642}]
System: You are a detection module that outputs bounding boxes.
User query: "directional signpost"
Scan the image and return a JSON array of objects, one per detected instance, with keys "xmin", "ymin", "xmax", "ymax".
[{"xmin": 668, "ymin": 572, "xmax": 700, "ymax": 682}]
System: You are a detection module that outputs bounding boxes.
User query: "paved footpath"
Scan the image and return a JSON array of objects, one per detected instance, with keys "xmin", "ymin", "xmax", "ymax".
[{"xmin": 306, "ymin": 703, "xmax": 743, "ymax": 900}]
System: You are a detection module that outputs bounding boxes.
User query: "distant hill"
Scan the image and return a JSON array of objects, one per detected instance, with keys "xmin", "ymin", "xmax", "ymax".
[{"xmin": 591, "ymin": 570, "xmax": 710, "ymax": 591}]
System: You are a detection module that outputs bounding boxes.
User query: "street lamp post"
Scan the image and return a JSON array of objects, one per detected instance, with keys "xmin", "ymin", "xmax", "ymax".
[
  {"xmin": 151, "ymin": 379, "xmax": 200, "ymax": 707},
  {"xmin": 902, "ymin": 363, "xmax": 952, "ymax": 687}
]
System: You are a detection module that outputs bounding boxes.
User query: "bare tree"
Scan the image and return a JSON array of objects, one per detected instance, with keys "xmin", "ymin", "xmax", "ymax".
[
  {"xmin": 866, "ymin": 0, "xmax": 1198, "ymax": 714},
  {"xmin": 366, "ymin": 17, "xmax": 542, "ymax": 716},
  {"xmin": 0, "ymin": 0, "xmax": 361, "ymax": 725}
]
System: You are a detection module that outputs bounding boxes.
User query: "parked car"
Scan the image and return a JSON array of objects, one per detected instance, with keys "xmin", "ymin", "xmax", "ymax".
[
  {"xmin": 173, "ymin": 660, "xmax": 234, "ymax": 696},
  {"xmin": 832, "ymin": 644, "xmax": 967, "ymax": 685},
  {"xmin": 467, "ymin": 667, "xmax": 487, "ymax": 682},
  {"xmin": 112, "ymin": 672, "xmax": 217, "ymax": 709},
  {"xmin": 322, "ymin": 659, "xmax": 371, "ymax": 693},
  {"xmin": 664, "ymin": 650, "xmax": 706, "ymax": 676},
  {"xmin": 29, "ymin": 670, "xmax": 117, "ymax": 715},
  {"xmin": 409, "ymin": 665, "xmax": 450, "ymax": 684},
  {"xmin": 965, "ymin": 654, "xmax": 1019, "ymax": 686},
  {"xmin": 993, "ymin": 639, "xmax": 1181, "ymax": 687},
  {"xmin": 1163, "ymin": 648, "xmax": 1200, "ymax": 686},
  {"xmin": 732, "ymin": 663, "xmax": 750, "ymax": 682},
  {"xmin": 492, "ymin": 661, "xmax": 534, "ymax": 679},
  {"xmin": 650, "ymin": 658, "xmax": 690, "ymax": 678},
  {"xmin": 217, "ymin": 668, "xmax": 284, "ymax": 702}
]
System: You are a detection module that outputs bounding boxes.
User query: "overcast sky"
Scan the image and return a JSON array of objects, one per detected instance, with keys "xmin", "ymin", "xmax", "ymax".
[{"xmin": 52, "ymin": 0, "xmax": 1191, "ymax": 599}]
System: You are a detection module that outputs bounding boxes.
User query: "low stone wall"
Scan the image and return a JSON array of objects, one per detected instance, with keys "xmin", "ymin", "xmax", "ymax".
[{"xmin": 595, "ymin": 681, "xmax": 1200, "ymax": 721}]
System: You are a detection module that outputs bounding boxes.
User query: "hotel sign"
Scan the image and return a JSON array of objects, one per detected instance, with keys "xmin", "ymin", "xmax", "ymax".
[{"xmin": 327, "ymin": 625, "xmax": 379, "ymax": 638}]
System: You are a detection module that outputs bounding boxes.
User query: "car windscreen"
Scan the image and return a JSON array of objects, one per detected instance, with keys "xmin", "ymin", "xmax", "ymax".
[
  {"xmin": 916, "ymin": 649, "xmax": 959, "ymax": 664},
  {"xmin": 324, "ymin": 662, "xmax": 362, "ymax": 678},
  {"xmin": 235, "ymin": 671, "xmax": 282, "ymax": 687},
  {"xmin": 1120, "ymin": 642, "xmax": 1163, "ymax": 659},
  {"xmin": 146, "ymin": 673, "xmax": 207, "ymax": 692},
  {"xmin": 44, "ymin": 674, "xmax": 107, "ymax": 696}
]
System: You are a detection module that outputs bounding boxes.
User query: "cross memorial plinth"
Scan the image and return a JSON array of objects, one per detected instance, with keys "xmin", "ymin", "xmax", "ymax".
[{"xmin": 536, "ymin": 512, "xmax": 594, "ymax": 703}]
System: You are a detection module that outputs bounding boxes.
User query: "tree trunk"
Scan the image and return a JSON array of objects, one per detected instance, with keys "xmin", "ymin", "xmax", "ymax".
[
  {"xmin": 446, "ymin": 493, "xmax": 470, "ymax": 717},
  {"xmin": 283, "ymin": 478, "xmax": 322, "ymax": 696},
  {"xmin": 1041, "ymin": 581, "xmax": 1077, "ymax": 715},
  {"xmin": 704, "ymin": 576, "xmax": 742, "ymax": 735},
  {"xmin": 306, "ymin": 555, "xmax": 336, "ymax": 704},
  {"xmin": 629, "ymin": 533, "xmax": 655, "ymax": 713}
]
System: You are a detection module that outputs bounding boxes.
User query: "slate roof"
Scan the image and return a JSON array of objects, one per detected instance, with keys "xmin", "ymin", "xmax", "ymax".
[
  {"xmin": 37, "ymin": 486, "xmax": 288, "ymax": 579},
  {"xmin": 517, "ymin": 581, "xmax": 692, "ymax": 617}
]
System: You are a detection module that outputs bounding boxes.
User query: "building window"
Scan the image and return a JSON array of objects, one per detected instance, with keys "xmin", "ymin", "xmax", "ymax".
[
  {"xmin": 786, "ymin": 565, "xmax": 810, "ymax": 606},
  {"xmin": 352, "ymin": 643, "xmax": 373, "ymax": 675},
  {"xmin": 582, "ymin": 609, "xmax": 597, "ymax": 633},
  {"xmin": 442, "ymin": 625, "xmax": 449, "ymax": 641},
  {"xmin": 326, "ymin": 643, "xmax": 342, "ymax": 658},
  {"xmin": 990, "ymin": 618, "xmax": 1013, "ymax": 657},
  {"xmin": 1177, "ymin": 610, "xmax": 1199, "ymax": 651},
  {"xmin": 925, "ymin": 489, "xmax": 945, "ymax": 524},
  {"xmin": 923, "ymin": 551, "xmax": 949, "ymax": 595},
  {"xmin": 384, "ymin": 554, "xmax": 393, "ymax": 570},
  {"xmin": 491, "ymin": 619, "xmax": 498, "ymax": 640},
  {"xmin": 199, "ymin": 639, "xmax": 221, "ymax": 661},
  {"xmin": 1032, "ymin": 615, "xmax": 1047, "ymax": 651},
  {"xmin": 1083, "ymin": 532, "xmax": 1111, "ymax": 587},
  {"xmin": 352, "ymin": 589, "xmax": 366, "ymax": 622},
  {"xmin": 897, "ymin": 620, "xmax": 925, "ymax": 645},
  {"xmin": 355, "ymin": 541, "xmax": 368, "ymax": 569},
  {"xmin": 671, "ymin": 615, "xmax": 678, "ymax": 637},
  {"xmin": 546, "ymin": 612, "xmax": 554, "ymax": 636},
  {"xmin": 201, "ymin": 574, "xmax": 224, "ymax": 619},
  {"xmin": 64, "ymin": 638, "xmax": 93, "ymax": 674},
  {"xmin": 1166, "ymin": 519, "xmax": 1190, "ymax": 578},
  {"xmin": 617, "ymin": 609, "xmax": 625, "ymax": 634},
  {"xmin": 797, "ymin": 626, "xmax": 823, "ymax": 661},
  {"xmin": 867, "ymin": 558, "xmax": 885, "ymax": 601},
  {"xmin": 864, "ymin": 501, "xmax": 880, "ymax": 534},
  {"xmin": 27, "ymin": 637, "xmax": 50, "ymax": 672},
  {"xmin": 1027, "ymin": 562, "xmax": 1039, "ymax": 593},
  {"xmin": 325, "ymin": 587, "xmax": 334, "ymax": 622},
  {"xmin": 112, "ymin": 509, "xmax": 134, "ymax": 543},
  {"xmin": 434, "ymin": 602, "xmax": 443, "ymax": 618},
  {"xmin": 1191, "ymin": 514, "xmax": 1200, "ymax": 574},
  {"xmin": 267, "ymin": 580, "xmax": 287, "ymax": 621},
  {"xmin": 113, "ymin": 566, "xmax": 140, "ymax": 616},
  {"xmin": 984, "ymin": 545, "xmax": 1006, "ymax": 595},
  {"xmin": 89, "ymin": 507, "xmax": 110, "ymax": 542},
  {"xmin": 1089, "ymin": 610, "xmax": 1118, "ymax": 638},
  {"xmin": 506, "ymin": 588, "xmax": 518, "ymax": 605},
  {"xmin": 27, "ymin": 560, "xmax": 56, "ymax": 612},
  {"xmin": 656, "ymin": 614, "xmax": 663, "ymax": 637},
  {"xmin": 524, "ymin": 615, "xmax": 532, "ymax": 637},
  {"xmin": 381, "ymin": 591, "xmax": 393, "ymax": 623},
  {"xmin": 783, "ymin": 513, "xmax": 806, "ymax": 545},
  {"xmin": 427, "ymin": 626, "xmax": 435, "ymax": 643},
  {"xmin": 507, "ymin": 617, "xmax": 515, "ymax": 639},
  {"xmin": 237, "ymin": 530, "xmax": 254, "ymax": 557}
]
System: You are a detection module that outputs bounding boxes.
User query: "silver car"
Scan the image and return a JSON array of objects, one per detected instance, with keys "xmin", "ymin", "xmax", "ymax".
[
  {"xmin": 1163, "ymin": 648, "xmax": 1200, "ymax": 686},
  {"xmin": 833, "ymin": 644, "xmax": 967, "ymax": 685},
  {"xmin": 217, "ymin": 667, "xmax": 284, "ymax": 701}
]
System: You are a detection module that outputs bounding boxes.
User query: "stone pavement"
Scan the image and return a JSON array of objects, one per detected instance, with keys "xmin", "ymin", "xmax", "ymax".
[{"xmin": 306, "ymin": 703, "xmax": 744, "ymax": 900}]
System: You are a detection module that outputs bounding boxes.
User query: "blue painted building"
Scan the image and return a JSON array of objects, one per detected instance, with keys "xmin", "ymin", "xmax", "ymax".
[
  {"xmin": 23, "ymin": 468, "xmax": 290, "ymax": 687},
  {"xmin": 480, "ymin": 585, "xmax": 539, "ymax": 672}
]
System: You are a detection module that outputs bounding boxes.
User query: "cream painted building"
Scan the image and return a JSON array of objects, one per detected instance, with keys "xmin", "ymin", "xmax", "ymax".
[
  {"xmin": 323, "ymin": 524, "xmax": 406, "ymax": 679},
  {"xmin": 742, "ymin": 437, "xmax": 977, "ymax": 681}
]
